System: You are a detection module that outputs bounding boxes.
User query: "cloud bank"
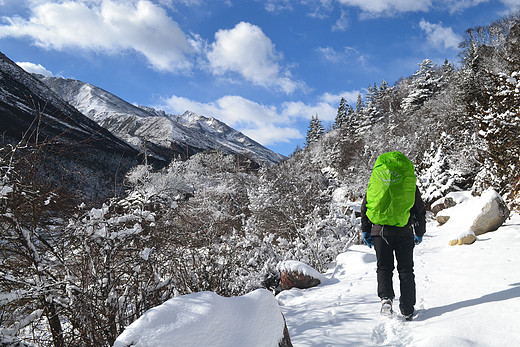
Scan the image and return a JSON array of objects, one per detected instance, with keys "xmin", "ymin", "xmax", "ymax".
[
  {"xmin": 159, "ymin": 90, "xmax": 358, "ymax": 146},
  {"xmin": 16, "ymin": 61, "xmax": 54, "ymax": 76},
  {"xmin": 0, "ymin": 0, "xmax": 194, "ymax": 72}
]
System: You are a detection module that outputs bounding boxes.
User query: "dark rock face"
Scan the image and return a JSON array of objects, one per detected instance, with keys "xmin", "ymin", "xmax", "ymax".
[
  {"xmin": 279, "ymin": 316, "xmax": 293, "ymax": 347},
  {"xmin": 280, "ymin": 270, "xmax": 321, "ymax": 291}
]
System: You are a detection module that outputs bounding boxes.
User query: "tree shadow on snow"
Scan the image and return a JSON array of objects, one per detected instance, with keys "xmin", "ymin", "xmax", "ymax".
[{"xmin": 416, "ymin": 283, "xmax": 520, "ymax": 321}]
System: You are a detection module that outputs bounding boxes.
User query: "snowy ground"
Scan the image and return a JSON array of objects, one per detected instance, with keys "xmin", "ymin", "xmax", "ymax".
[
  {"xmin": 278, "ymin": 209, "xmax": 520, "ymax": 346},
  {"xmin": 113, "ymin": 193, "xmax": 520, "ymax": 346}
]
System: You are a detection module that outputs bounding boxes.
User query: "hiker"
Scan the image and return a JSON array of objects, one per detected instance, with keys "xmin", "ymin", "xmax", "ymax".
[{"xmin": 360, "ymin": 151, "xmax": 426, "ymax": 321}]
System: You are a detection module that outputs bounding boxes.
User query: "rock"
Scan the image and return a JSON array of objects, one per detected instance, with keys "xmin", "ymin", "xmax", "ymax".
[
  {"xmin": 449, "ymin": 231, "xmax": 477, "ymax": 246},
  {"xmin": 436, "ymin": 215, "xmax": 451, "ymax": 225},
  {"xmin": 470, "ymin": 189, "xmax": 510, "ymax": 236},
  {"xmin": 280, "ymin": 270, "xmax": 321, "ymax": 291},
  {"xmin": 278, "ymin": 260, "xmax": 325, "ymax": 291},
  {"xmin": 431, "ymin": 196, "xmax": 457, "ymax": 216},
  {"xmin": 279, "ymin": 317, "xmax": 293, "ymax": 347}
]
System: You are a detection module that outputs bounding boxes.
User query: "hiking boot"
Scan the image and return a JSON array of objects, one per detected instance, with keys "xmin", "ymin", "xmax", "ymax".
[{"xmin": 380, "ymin": 298, "xmax": 393, "ymax": 316}]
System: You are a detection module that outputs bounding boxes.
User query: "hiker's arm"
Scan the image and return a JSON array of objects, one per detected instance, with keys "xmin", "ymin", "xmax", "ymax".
[
  {"xmin": 412, "ymin": 187, "xmax": 426, "ymax": 237},
  {"xmin": 361, "ymin": 194, "xmax": 372, "ymax": 234}
]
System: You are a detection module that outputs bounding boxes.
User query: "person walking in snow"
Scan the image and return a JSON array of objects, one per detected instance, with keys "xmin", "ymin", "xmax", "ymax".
[{"xmin": 360, "ymin": 151, "xmax": 426, "ymax": 321}]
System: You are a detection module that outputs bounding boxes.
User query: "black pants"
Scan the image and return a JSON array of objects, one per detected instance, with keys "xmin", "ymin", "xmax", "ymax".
[{"xmin": 373, "ymin": 235, "xmax": 416, "ymax": 316}]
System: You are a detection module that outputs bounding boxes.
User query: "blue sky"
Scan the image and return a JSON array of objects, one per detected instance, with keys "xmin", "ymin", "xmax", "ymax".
[{"xmin": 1, "ymin": 0, "xmax": 519, "ymax": 156}]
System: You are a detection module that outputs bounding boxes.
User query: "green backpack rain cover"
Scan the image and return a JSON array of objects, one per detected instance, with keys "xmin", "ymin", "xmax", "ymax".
[{"xmin": 366, "ymin": 151, "xmax": 417, "ymax": 227}]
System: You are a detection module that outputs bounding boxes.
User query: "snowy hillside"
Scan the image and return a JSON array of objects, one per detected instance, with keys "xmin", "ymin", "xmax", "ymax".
[{"xmin": 36, "ymin": 75, "xmax": 285, "ymax": 164}]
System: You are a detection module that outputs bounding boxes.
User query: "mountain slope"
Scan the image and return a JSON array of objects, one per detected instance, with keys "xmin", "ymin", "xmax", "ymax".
[
  {"xmin": 0, "ymin": 51, "xmax": 140, "ymax": 202},
  {"xmin": 277, "ymin": 193, "xmax": 520, "ymax": 346},
  {"xmin": 0, "ymin": 53, "xmax": 136, "ymax": 154},
  {"xmin": 36, "ymin": 75, "xmax": 285, "ymax": 164}
]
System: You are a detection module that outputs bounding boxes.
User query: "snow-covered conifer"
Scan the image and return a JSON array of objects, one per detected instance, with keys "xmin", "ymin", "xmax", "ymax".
[{"xmin": 305, "ymin": 114, "xmax": 325, "ymax": 146}]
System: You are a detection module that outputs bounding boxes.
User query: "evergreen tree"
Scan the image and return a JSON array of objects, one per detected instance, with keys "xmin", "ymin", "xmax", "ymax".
[
  {"xmin": 305, "ymin": 114, "xmax": 324, "ymax": 146},
  {"xmin": 333, "ymin": 97, "xmax": 349, "ymax": 129},
  {"xmin": 401, "ymin": 59, "xmax": 441, "ymax": 113},
  {"xmin": 364, "ymin": 82, "xmax": 385, "ymax": 124},
  {"xmin": 355, "ymin": 93, "xmax": 364, "ymax": 113}
]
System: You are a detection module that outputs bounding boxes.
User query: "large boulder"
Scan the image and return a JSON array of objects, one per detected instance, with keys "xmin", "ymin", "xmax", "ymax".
[
  {"xmin": 446, "ymin": 189, "xmax": 510, "ymax": 246},
  {"xmin": 436, "ymin": 215, "xmax": 451, "ymax": 226},
  {"xmin": 279, "ymin": 260, "xmax": 326, "ymax": 291},
  {"xmin": 469, "ymin": 189, "xmax": 510, "ymax": 236}
]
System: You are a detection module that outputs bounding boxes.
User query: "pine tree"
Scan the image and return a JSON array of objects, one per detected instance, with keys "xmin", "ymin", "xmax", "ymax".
[
  {"xmin": 305, "ymin": 114, "xmax": 324, "ymax": 146},
  {"xmin": 364, "ymin": 82, "xmax": 384, "ymax": 124},
  {"xmin": 401, "ymin": 59, "xmax": 441, "ymax": 113},
  {"xmin": 355, "ymin": 93, "xmax": 364, "ymax": 113},
  {"xmin": 334, "ymin": 97, "xmax": 349, "ymax": 129}
]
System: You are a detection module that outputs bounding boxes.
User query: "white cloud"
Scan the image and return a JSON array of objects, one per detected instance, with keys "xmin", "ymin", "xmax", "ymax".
[
  {"xmin": 16, "ymin": 61, "xmax": 53, "ymax": 76},
  {"xmin": 419, "ymin": 19, "xmax": 461, "ymax": 50},
  {"xmin": 160, "ymin": 94, "xmax": 302, "ymax": 145},
  {"xmin": 241, "ymin": 125, "xmax": 302, "ymax": 146},
  {"xmin": 159, "ymin": 90, "xmax": 357, "ymax": 145},
  {"xmin": 206, "ymin": 21, "xmax": 303, "ymax": 94},
  {"xmin": 0, "ymin": 0, "xmax": 194, "ymax": 72},
  {"xmin": 335, "ymin": 0, "xmax": 519, "ymax": 16},
  {"xmin": 316, "ymin": 46, "xmax": 366, "ymax": 65},
  {"xmin": 281, "ymin": 100, "xmax": 336, "ymax": 122},
  {"xmin": 332, "ymin": 9, "xmax": 349, "ymax": 31},
  {"xmin": 316, "ymin": 47, "xmax": 343, "ymax": 63},
  {"xmin": 264, "ymin": 0, "xmax": 293, "ymax": 12},
  {"xmin": 441, "ymin": 0, "xmax": 488, "ymax": 12},
  {"xmin": 321, "ymin": 91, "xmax": 360, "ymax": 105},
  {"xmin": 337, "ymin": 0, "xmax": 432, "ymax": 16},
  {"xmin": 499, "ymin": 0, "xmax": 520, "ymax": 9}
]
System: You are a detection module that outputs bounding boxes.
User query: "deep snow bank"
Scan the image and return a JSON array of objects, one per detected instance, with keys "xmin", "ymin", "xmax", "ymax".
[{"xmin": 113, "ymin": 289, "xmax": 286, "ymax": 347}]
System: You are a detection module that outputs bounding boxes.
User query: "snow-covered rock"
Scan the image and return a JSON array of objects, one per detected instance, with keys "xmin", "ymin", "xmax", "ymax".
[
  {"xmin": 278, "ymin": 260, "xmax": 326, "ymax": 291},
  {"xmin": 448, "ymin": 229, "xmax": 477, "ymax": 245},
  {"xmin": 469, "ymin": 189, "xmax": 510, "ymax": 236},
  {"xmin": 437, "ymin": 190, "xmax": 510, "ymax": 245},
  {"xmin": 113, "ymin": 289, "xmax": 291, "ymax": 347}
]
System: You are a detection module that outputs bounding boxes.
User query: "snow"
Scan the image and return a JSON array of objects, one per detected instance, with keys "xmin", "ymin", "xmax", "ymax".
[
  {"xmin": 436, "ymin": 189, "xmax": 503, "ymax": 234},
  {"xmin": 278, "ymin": 197, "xmax": 520, "ymax": 346},
  {"xmin": 113, "ymin": 193, "xmax": 520, "ymax": 346},
  {"xmin": 113, "ymin": 289, "xmax": 285, "ymax": 347}
]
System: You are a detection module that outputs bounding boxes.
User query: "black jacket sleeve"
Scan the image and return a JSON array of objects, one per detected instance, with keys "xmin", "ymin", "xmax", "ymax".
[
  {"xmin": 360, "ymin": 194, "xmax": 372, "ymax": 234},
  {"xmin": 410, "ymin": 186, "xmax": 426, "ymax": 237}
]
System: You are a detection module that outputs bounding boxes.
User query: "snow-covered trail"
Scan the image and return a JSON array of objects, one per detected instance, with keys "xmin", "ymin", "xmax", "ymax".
[{"xmin": 278, "ymin": 213, "xmax": 520, "ymax": 346}]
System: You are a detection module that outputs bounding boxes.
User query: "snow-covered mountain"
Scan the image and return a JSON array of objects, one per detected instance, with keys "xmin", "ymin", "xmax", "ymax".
[
  {"xmin": 0, "ymin": 52, "xmax": 135, "ymax": 154},
  {"xmin": 0, "ymin": 51, "xmax": 140, "ymax": 202},
  {"xmin": 36, "ymin": 75, "xmax": 286, "ymax": 164}
]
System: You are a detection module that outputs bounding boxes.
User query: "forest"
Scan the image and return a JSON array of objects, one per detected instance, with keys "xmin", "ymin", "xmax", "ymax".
[{"xmin": 1, "ymin": 12, "xmax": 520, "ymax": 347}]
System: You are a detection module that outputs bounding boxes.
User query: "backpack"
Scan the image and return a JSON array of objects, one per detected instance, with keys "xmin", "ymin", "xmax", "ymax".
[{"xmin": 366, "ymin": 151, "xmax": 416, "ymax": 227}]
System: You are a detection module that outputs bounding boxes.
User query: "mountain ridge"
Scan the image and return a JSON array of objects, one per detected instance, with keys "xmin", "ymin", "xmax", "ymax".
[
  {"xmin": 36, "ymin": 74, "xmax": 286, "ymax": 164},
  {"xmin": 0, "ymin": 51, "xmax": 141, "ymax": 202}
]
